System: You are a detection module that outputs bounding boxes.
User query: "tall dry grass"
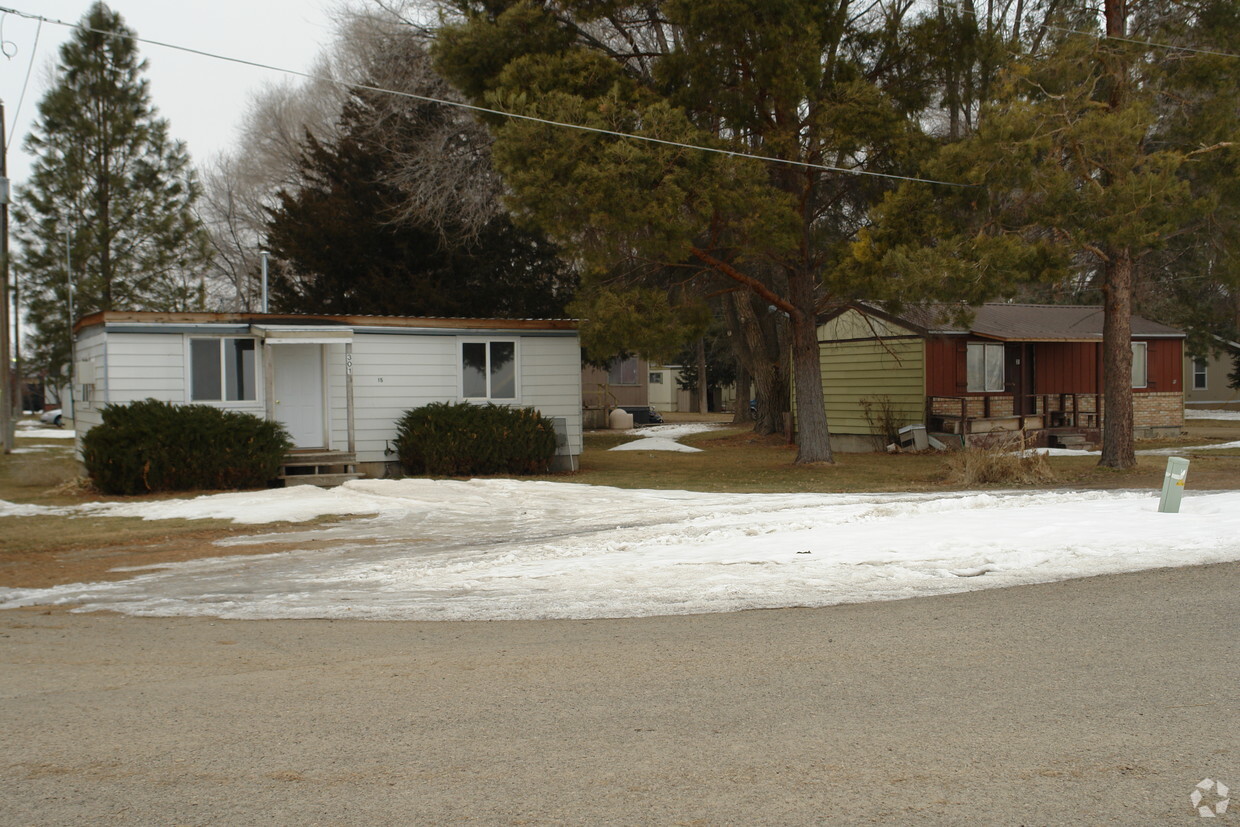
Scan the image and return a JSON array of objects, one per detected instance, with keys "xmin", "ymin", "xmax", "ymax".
[{"xmin": 943, "ymin": 437, "xmax": 1056, "ymax": 486}]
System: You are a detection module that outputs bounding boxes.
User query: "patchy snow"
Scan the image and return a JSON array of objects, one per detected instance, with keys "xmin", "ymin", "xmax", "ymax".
[
  {"xmin": 610, "ymin": 438, "xmax": 703, "ymax": 453},
  {"xmin": 610, "ymin": 422, "xmax": 724, "ymax": 452},
  {"xmin": 15, "ymin": 428, "xmax": 75, "ymax": 440},
  {"xmin": 1032, "ymin": 440, "xmax": 1240, "ymax": 457},
  {"xmin": 621, "ymin": 423, "xmax": 725, "ymax": 440},
  {"xmin": 1185, "ymin": 408, "xmax": 1240, "ymax": 420},
  {"xmin": 2, "ymin": 479, "xmax": 1238, "ymax": 622}
]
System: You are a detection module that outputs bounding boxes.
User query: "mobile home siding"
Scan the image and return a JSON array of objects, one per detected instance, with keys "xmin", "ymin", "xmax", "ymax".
[
  {"xmin": 348, "ymin": 333, "xmax": 462, "ymax": 462},
  {"xmin": 74, "ymin": 317, "xmax": 583, "ymax": 474},
  {"xmin": 521, "ymin": 336, "xmax": 584, "ymax": 455},
  {"xmin": 1184, "ymin": 348, "xmax": 1240, "ymax": 405},
  {"xmin": 820, "ymin": 339, "xmax": 925, "ymax": 434}
]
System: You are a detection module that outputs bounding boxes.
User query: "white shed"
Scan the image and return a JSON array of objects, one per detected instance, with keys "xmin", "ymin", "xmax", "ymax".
[{"xmin": 72, "ymin": 312, "xmax": 583, "ymax": 483}]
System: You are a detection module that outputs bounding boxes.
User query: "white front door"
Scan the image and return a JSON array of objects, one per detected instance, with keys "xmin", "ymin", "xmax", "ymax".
[{"xmin": 273, "ymin": 344, "xmax": 325, "ymax": 448}]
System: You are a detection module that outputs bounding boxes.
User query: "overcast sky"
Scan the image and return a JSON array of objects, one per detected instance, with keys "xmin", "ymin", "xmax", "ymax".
[{"xmin": 1, "ymin": 0, "xmax": 341, "ymax": 187}]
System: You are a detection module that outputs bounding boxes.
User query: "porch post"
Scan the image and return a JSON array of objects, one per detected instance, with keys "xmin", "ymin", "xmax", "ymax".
[
  {"xmin": 263, "ymin": 343, "xmax": 275, "ymax": 423},
  {"xmin": 345, "ymin": 341, "xmax": 356, "ymax": 455}
]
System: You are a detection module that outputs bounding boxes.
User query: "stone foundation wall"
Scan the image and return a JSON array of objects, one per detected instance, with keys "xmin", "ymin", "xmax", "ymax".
[{"xmin": 1132, "ymin": 391, "xmax": 1184, "ymax": 430}]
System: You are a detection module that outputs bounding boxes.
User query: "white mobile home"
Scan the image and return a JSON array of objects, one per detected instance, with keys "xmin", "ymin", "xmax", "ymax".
[{"xmin": 73, "ymin": 312, "xmax": 583, "ymax": 482}]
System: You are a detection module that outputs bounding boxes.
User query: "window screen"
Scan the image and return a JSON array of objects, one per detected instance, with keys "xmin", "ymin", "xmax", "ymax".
[
  {"xmin": 1131, "ymin": 342, "xmax": 1148, "ymax": 389},
  {"xmin": 966, "ymin": 343, "xmax": 1005, "ymax": 393}
]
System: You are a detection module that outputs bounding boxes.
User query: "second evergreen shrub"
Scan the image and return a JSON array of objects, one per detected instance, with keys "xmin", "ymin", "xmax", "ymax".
[
  {"xmin": 82, "ymin": 399, "xmax": 292, "ymax": 495},
  {"xmin": 394, "ymin": 402, "xmax": 558, "ymax": 476}
]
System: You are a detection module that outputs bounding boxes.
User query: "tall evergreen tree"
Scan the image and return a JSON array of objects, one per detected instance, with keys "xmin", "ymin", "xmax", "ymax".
[
  {"xmin": 14, "ymin": 2, "xmax": 210, "ymax": 385},
  {"xmin": 855, "ymin": 0, "xmax": 1238, "ymax": 469},
  {"xmin": 434, "ymin": 0, "xmax": 932, "ymax": 463},
  {"xmin": 264, "ymin": 92, "xmax": 575, "ymax": 318}
]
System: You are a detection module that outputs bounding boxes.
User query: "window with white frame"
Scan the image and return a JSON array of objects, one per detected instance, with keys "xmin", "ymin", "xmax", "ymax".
[
  {"xmin": 1193, "ymin": 358, "xmax": 1208, "ymax": 390},
  {"xmin": 1131, "ymin": 342, "xmax": 1148, "ymax": 388},
  {"xmin": 461, "ymin": 340, "xmax": 517, "ymax": 400},
  {"xmin": 607, "ymin": 355, "xmax": 639, "ymax": 385},
  {"xmin": 649, "ymin": 371, "xmax": 664, "ymax": 384},
  {"xmin": 190, "ymin": 338, "xmax": 257, "ymax": 401},
  {"xmin": 966, "ymin": 343, "xmax": 1005, "ymax": 392}
]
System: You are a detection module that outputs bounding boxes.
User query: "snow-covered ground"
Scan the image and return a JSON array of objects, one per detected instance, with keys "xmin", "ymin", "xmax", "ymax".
[
  {"xmin": 609, "ymin": 422, "xmax": 724, "ymax": 453},
  {"xmin": 2, "ymin": 479, "xmax": 1237, "ymax": 622},
  {"xmin": 1186, "ymin": 408, "xmax": 1240, "ymax": 420},
  {"xmin": 1035, "ymin": 440, "xmax": 1240, "ymax": 457}
]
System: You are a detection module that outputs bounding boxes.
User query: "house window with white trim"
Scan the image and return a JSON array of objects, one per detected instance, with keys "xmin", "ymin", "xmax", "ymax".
[
  {"xmin": 461, "ymin": 340, "xmax": 517, "ymax": 400},
  {"xmin": 1131, "ymin": 342, "xmax": 1148, "ymax": 389},
  {"xmin": 190, "ymin": 338, "xmax": 257, "ymax": 401},
  {"xmin": 966, "ymin": 343, "xmax": 1005, "ymax": 392},
  {"xmin": 1193, "ymin": 358, "xmax": 1208, "ymax": 390}
]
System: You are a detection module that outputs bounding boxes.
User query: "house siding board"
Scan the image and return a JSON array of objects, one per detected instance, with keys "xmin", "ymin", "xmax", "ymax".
[
  {"xmin": 73, "ymin": 319, "xmax": 583, "ymax": 474},
  {"xmin": 71, "ymin": 327, "xmax": 108, "ymax": 448},
  {"xmin": 924, "ymin": 337, "xmax": 960, "ymax": 396},
  {"xmin": 1143, "ymin": 338, "xmax": 1181, "ymax": 392},
  {"xmin": 820, "ymin": 339, "xmax": 925, "ymax": 434},
  {"xmin": 1184, "ymin": 348, "xmax": 1240, "ymax": 404},
  {"xmin": 581, "ymin": 361, "xmax": 649, "ymax": 411},
  {"xmin": 1034, "ymin": 342, "xmax": 1099, "ymax": 393},
  {"xmin": 100, "ymin": 333, "xmax": 187, "ymax": 403},
  {"xmin": 817, "ymin": 308, "xmax": 917, "ymax": 342},
  {"xmin": 347, "ymin": 332, "xmax": 583, "ymax": 463}
]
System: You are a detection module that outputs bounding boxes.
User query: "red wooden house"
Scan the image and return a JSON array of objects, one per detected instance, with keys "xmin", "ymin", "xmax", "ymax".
[{"xmin": 816, "ymin": 303, "xmax": 1185, "ymax": 450}]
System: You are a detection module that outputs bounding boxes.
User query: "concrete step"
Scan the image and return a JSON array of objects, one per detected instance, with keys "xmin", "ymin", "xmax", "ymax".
[
  {"xmin": 283, "ymin": 451, "xmax": 356, "ymax": 468},
  {"xmin": 280, "ymin": 472, "xmax": 362, "ymax": 488}
]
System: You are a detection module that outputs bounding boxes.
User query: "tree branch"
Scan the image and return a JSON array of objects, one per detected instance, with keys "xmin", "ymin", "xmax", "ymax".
[{"xmin": 689, "ymin": 246, "xmax": 799, "ymax": 319}]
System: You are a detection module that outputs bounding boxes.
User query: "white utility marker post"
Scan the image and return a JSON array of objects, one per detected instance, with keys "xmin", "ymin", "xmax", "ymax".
[{"xmin": 1157, "ymin": 457, "xmax": 1189, "ymax": 514}]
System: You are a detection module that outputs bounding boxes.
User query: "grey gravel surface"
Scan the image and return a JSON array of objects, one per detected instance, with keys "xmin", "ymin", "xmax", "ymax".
[{"xmin": 2, "ymin": 561, "xmax": 1237, "ymax": 826}]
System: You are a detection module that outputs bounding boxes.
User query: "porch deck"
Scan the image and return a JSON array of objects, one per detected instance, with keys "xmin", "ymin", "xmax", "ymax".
[{"xmin": 928, "ymin": 394, "xmax": 1102, "ymax": 449}]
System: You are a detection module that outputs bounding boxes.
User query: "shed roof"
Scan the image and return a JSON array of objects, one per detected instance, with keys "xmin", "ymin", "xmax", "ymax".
[{"xmin": 848, "ymin": 303, "xmax": 1183, "ymax": 342}]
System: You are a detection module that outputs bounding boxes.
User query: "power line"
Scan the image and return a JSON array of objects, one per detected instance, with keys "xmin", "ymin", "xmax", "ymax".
[
  {"xmin": 1042, "ymin": 23, "xmax": 1240, "ymax": 60},
  {"xmin": 9, "ymin": 15, "xmax": 41, "ymax": 127},
  {"xmin": 935, "ymin": 1, "xmax": 1240, "ymax": 61},
  {"xmin": 0, "ymin": 4, "xmax": 974, "ymax": 189}
]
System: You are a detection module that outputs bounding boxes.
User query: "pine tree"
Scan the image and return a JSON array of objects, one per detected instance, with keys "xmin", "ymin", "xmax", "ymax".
[
  {"xmin": 14, "ymin": 2, "xmax": 210, "ymax": 385},
  {"xmin": 264, "ymin": 93, "xmax": 575, "ymax": 319},
  {"xmin": 434, "ymin": 0, "xmax": 933, "ymax": 463}
]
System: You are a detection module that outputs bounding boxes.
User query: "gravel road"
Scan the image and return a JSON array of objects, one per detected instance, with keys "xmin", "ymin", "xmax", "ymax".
[{"xmin": 2, "ymin": 561, "xmax": 1237, "ymax": 825}]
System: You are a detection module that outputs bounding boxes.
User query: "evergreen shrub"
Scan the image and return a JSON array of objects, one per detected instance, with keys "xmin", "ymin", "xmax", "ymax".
[
  {"xmin": 394, "ymin": 402, "xmax": 557, "ymax": 476},
  {"xmin": 82, "ymin": 399, "xmax": 292, "ymax": 495}
]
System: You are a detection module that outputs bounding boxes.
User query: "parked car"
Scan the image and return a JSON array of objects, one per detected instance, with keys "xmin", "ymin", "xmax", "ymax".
[
  {"xmin": 39, "ymin": 409, "xmax": 64, "ymax": 427},
  {"xmin": 618, "ymin": 405, "xmax": 665, "ymax": 426}
]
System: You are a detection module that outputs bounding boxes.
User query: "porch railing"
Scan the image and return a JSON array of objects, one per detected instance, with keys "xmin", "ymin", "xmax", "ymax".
[{"xmin": 927, "ymin": 393, "xmax": 1102, "ymax": 435}]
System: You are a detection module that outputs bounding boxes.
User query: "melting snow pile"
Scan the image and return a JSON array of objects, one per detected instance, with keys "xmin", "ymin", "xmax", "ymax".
[{"xmin": 1, "ymin": 479, "xmax": 1238, "ymax": 622}]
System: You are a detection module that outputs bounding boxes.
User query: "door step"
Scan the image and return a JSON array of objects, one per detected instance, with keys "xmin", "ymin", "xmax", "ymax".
[{"xmin": 279, "ymin": 451, "xmax": 361, "ymax": 488}]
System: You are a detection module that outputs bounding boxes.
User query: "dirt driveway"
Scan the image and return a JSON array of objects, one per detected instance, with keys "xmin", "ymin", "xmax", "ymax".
[{"xmin": 3, "ymin": 559, "xmax": 1237, "ymax": 826}]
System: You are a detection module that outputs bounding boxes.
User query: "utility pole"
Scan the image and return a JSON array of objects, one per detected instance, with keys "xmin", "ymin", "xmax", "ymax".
[{"xmin": 0, "ymin": 101, "xmax": 14, "ymax": 454}]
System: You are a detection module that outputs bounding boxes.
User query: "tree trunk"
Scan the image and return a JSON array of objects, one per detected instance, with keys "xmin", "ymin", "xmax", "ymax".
[
  {"xmin": 727, "ymin": 291, "xmax": 785, "ymax": 435},
  {"xmin": 1099, "ymin": 250, "xmax": 1136, "ymax": 469},
  {"xmin": 788, "ymin": 270, "xmax": 833, "ymax": 464},
  {"xmin": 732, "ymin": 361, "xmax": 751, "ymax": 425},
  {"xmin": 695, "ymin": 337, "xmax": 709, "ymax": 414}
]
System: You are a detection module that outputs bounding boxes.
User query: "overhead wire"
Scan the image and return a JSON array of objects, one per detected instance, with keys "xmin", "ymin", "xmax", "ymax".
[
  {"xmin": 8, "ymin": 14, "xmax": 42, "ymax": 127},
  {"xmin": 934, "ymin": 1, "xmax": 1240, "ymax": 61},
  {"xmin": 0, "ymin": 4, "xmax": 975, "ymax": 189}
]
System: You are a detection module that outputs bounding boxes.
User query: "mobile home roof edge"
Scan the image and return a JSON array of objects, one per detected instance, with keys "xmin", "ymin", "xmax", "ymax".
[{"xmin": 74, "ymin": 311, "xmax": 579, "ymax": 335}]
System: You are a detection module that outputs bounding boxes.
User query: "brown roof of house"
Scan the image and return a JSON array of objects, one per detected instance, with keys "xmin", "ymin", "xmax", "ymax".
[
  {"xmin": 74, "ymin": 310, "xmax": 578, "ymax": 334},
  {"xmin": 865, "ymin": 303, "xmax": 1183, "ymax": 341}
]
